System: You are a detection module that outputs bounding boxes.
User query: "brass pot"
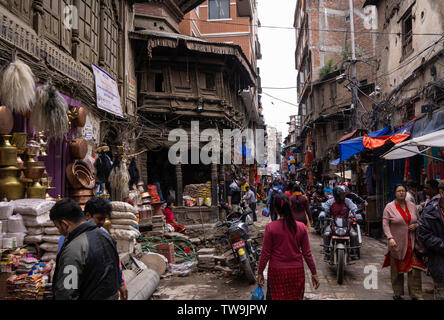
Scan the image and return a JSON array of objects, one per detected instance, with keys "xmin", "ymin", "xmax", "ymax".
[
  {"xmin": 0, "ymin": 135, "xmax": 18, "ymax": 166},
  {"xmin": 0, "ymin": 106, "xmax": 14, "ymax": 135},
  {"xmin": 72, "ymin": 106, "xmax": 87, "ymax": 128},
  {"xmin": 27, "ymin": 180, "xmax": 46, "ymax": 199},
  {"xmin": 11, "ymin": 133, "xmax": 27, "ymax": 154},
  {"xmin": 0, "ymin": 166, "xmax": 26, "ymax": 200},
  {"xmin": 69, "ymin": 138, "xmax": 88, "ymax": 159}
]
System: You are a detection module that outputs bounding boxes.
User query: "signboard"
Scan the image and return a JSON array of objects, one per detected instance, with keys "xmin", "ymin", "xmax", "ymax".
[
  {"xmin": 127, "ymin": 75, "xmax": 137, "ymax": 102},
  {"xmin": 92, "ymin": 64, "xmax": 123, "ymax": 117},
  {"xmin": 83, "ymin": 124, "xmax": 93, "ymax": 141}
]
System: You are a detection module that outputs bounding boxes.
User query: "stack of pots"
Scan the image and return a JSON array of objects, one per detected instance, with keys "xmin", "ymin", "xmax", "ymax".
[
  {"xmin": 0, "ymin": 106, "xmax": 25, "ymax": 200},
  {"xmin": 23, "ymin": 140, "xmax": 46, "ymax": 199},
  {"xmin": 67, "ymin": 138, "xmax": 95, "ymax": 209}
]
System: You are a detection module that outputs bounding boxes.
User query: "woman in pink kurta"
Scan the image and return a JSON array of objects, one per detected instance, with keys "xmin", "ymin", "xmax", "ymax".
[
  {"xmin": 257, "ymin": 193, "xmax": 320, "ymax": 300},
  {"xmin": 382, "ymin": 184, "xmax": 425, "ymax": 300}
]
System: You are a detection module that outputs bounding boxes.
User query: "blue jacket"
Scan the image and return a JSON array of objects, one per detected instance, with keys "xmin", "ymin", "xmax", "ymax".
[{"xmin": 418, "ymin": 196, "xmax": 444, "ymax": 281}]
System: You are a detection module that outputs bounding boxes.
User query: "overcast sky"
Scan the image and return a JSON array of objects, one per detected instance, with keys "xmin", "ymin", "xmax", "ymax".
[{"xmin": 257, "ymin": 0, "xmax": 298, "ymax": 140}]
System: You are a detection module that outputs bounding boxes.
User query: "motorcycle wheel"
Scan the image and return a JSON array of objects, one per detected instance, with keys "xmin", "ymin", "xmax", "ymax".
[
  {"xmin": 337, "ymin": 249, "xmax": 345, "ymax": 285},
  {"xmin": 241, "ymin": 258, "xmax": 256, "ymax": 284}
]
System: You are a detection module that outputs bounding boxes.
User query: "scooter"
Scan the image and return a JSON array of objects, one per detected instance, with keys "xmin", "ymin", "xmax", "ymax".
[{"xmin": 217, "ymin": 206, "xmax": 260, "ymax": 284}]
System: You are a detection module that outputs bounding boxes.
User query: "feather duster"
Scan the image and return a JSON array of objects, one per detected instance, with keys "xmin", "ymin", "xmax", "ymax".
[
  {"xmin": 109, "ymin": 158, "xmax": 130, "ymax": 201},
  {"xmin": 128, "ymin": 157, "xmax": 140, "ymax": 187},
  {"xmin": 0, "ymin": 59, "xmax": 36, "ymax": 113},
  {"xmin": 30, "ymin": 84, "xmax": 69, "ymax": 141}
]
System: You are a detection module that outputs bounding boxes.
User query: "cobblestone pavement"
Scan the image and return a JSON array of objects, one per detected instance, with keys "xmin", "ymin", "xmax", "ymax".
[{"xmin": 153, "ymin": 205, "xmax": 436, "ymax": 300}]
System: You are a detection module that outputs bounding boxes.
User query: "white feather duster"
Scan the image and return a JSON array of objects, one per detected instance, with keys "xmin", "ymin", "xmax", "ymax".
[
  {"xmin": 1, "ymin": 59, "xmax": 36, "ymax": 113},
  {"xmin": 109, "ymin": 158, "xmax": 130, "ymax": 201},
  {"xmin": 30, "ymin": 83, "xmax": 69, "ymax": 141}
]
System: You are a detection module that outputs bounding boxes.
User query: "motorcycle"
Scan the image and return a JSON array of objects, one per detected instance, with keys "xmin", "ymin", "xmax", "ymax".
[
  {"xmin": 321, "ymin": 217, "xmax": 362, "ymax": 284},
  {"xmin": 310, "ymin": 203, "xmax": 326, "ymax": 235},
  {"xmin": 217, "ymin": 206, "xmax": 260, "ymax": 284}
]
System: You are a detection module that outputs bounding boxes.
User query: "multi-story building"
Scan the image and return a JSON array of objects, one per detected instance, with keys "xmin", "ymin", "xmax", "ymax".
[
  {"xmin": 130, "ymin": 0, "xmax": 262, "ymax": 223},
  {"xmin": 362, "ymin": 0, "xmax": 444, "ymax": 216},
  {"xmin": 294, "ymin": 0, "xmax": 377, "ymax": 184},
  {"xmin": 178, "ymin": 0, "xmax": 263, "ymax": 186},
  {"xmin": 0, "ymin": 0, "xmax": 139, "ymax": 198}
]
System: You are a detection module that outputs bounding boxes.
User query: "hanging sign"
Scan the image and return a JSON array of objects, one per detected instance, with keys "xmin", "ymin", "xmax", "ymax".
[{"xmin": 92, "ymin": 64, "xmax": 123, "ymax": 117}]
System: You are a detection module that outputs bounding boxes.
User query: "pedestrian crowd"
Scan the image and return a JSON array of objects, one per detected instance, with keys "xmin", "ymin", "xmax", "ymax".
[{"xmin": 219, "ymin": 172, "xmax": 444, "ymax": 301}]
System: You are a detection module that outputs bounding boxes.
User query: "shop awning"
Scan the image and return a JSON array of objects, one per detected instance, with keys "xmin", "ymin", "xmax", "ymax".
[
  {"xmin": 338, "ymin": 129, "xmax": 357, "ymax": 143},
  {"xmin": 382, "ymin": 129, "xmax": 444, "ymax": 160},
  {"xmin": 338, "ymin": 126, "xmax": 391, "ymax": 163}
]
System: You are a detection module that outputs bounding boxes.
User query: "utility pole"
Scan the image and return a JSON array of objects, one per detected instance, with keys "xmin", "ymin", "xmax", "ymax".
[{"xmin": 349, "ymin": 0, "xmax": 359, "ymax": 130}]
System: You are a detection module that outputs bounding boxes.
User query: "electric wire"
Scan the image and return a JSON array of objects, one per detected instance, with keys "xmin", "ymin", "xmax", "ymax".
[{"xmin": 182, "ymin": 17, "xmax": 444, "ymax": 36}]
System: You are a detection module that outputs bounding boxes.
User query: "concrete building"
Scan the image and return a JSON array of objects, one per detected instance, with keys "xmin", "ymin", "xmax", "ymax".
[{"xmin": 362, "ymin": 0, "xmax": 444, "ymax": 224}]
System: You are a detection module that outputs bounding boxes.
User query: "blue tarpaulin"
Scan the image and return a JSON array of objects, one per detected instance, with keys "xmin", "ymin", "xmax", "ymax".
[{"xmin": 338, "ymin": 126, "xmax": 391, "ymax": 163}]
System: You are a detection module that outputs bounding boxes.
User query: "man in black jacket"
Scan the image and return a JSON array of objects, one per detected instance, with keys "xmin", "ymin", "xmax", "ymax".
[
  {"xmin": 418, "ymin": 181, "xmax": 444, "ymax": 300},
  {"xmin": 50, "ymin": 198, "xmax": 121, "ymax": 300}
]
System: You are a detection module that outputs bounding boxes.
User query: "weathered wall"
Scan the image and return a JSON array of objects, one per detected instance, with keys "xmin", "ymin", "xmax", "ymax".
[{"xmin": 373, "ymin": 0, "xmax": 444, "ymax": 127}]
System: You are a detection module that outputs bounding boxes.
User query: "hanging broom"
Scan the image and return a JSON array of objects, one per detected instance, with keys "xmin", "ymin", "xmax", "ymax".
[
  {"xmin": 0, "ymin": 59, "xmax": 36, "ymax": 114},
  {"xmin": 30, "ymin": 83, "xmax": 69, "ymax": 141},
  {"xmin": 109, "ymin": 157, "xmax": 130, "ymax": 201}
]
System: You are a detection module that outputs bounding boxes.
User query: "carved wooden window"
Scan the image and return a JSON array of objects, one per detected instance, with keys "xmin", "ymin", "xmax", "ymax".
[
  {"xmin": 143, "ymin": 68, "xmax": 165, "ymax": 93},
  {"xmin": 101, "ymin": 4, "xmax": 118, "ymax": 78},
  {"xmin": 172, "ymin": 69, "xmax": 191, "ymax": 90},
  {"xmin": 77, "ymin": 0, "xmax": 99, "ymax": 65},
  {"xmin": 6, "ymin": 0, "xmax": 32, "ymax": 24},
  {"xmin": 43, "ymin": 0, "xmax": 72, "ymax": 53}
]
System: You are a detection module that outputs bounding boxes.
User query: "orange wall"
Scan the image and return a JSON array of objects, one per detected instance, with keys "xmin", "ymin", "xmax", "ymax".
[{"xmin": 179, "ymin": 1, "xmax": 253, "ymax": 62}]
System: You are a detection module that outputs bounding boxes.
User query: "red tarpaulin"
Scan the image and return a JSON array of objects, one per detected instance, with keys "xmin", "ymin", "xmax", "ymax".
[
  {"xmin": 362, "ymin": 133, "xmax": 411, "ymax": 149},
  {"xmin": 338, "ymin": 129, "xmax": 358, "ymax": 143}
]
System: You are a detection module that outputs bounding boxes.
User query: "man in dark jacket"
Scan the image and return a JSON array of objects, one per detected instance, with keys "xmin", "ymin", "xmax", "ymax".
[
  {"xmin": 418, "ymin": 181, "xmax": 444, "ymax": 300},
  {"xmin": 50, "ymin": 198, "xmax": 121, "ymax": 300}
]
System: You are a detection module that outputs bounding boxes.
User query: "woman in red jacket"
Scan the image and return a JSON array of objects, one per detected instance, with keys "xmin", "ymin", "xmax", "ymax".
[
  {"xmin": 290, "ymin": 184, "xmax": 313, "ymax": 227},
  {"xmin": 257, "ymin": 193, "xmax": 320, "ymax": 300}
]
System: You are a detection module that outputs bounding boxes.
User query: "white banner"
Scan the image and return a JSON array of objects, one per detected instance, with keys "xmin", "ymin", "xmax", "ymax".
[{"xmin": 92, "ymin": 64, "xmax": 123, "ymax": 117}]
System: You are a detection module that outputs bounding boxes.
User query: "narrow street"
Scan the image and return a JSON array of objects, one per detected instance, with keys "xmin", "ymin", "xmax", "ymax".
[{"xmin": 153, "ymin": 209, "xmax": 435, "ymax": 300}]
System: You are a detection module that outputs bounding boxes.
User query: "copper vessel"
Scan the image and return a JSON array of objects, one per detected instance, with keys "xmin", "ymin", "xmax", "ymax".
[
  {"xmin": 0, "ymin": 135, "xmax": 18, "ymax": 166},
  {"xmin": 66, "ymin": 160, "xmax": 95, "ymax": 189},
  {"xmin": 72, "ymin": 106, "xmax": 87, "ymax": 128},
  {"xmin": 70, "ymin": 188, "xmax": 93, "ymax": 205},
  {"xmin": 0, "ymin": 166, "xmax": 26, "ymax": 200},
  {"xmin": 70, "ymin": 188, "xmax": 94, "ymax": 196},
  {"xmin": 69, "ymin": 138, "xmax": 88, "ymax": 159},
  {"xmin": 23, "ymin": 166, "xmax": 45, "ymax": 180},
  {"xmin": 0, "ymin": 106, "xmax": 14, "ymax": 135}
]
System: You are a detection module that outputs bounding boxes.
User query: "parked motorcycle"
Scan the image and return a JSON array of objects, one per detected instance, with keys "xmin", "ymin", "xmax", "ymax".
[
  {"xmin": 321, "ymin": 217, "xmax": 362, "ymax": 284},
  {"xmin": 217, "ymin": 206, "xmax": 260, "ymax": 284}
]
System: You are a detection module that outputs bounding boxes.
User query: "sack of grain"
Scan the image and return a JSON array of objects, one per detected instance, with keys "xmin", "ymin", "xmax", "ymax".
[
  {"xmin": 40, "ymin": 242, "xmax": 59, "ymax": 252},
  {"xmin": 0, "ymin": 202, "xmax": 14, "ymax": 220},
  {"xmin": 13, "ymin": 199, "xmax": 55, "ymax": 216},
  {"xmin": 42, "ymin": 235, "xmax": 61, "ymax": 244},
  {"xmin": 24, "ymin": 234, "xmax": 43, "ymax": 244},
  {"xmin": 110, "ymin": 218, "xmax": 138, "ymax": 226}
]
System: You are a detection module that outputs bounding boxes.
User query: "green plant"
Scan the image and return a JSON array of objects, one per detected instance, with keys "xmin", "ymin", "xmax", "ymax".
[{"xmin": 320, "ymin": 58, "xmax": 336, "ymax": 78}]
